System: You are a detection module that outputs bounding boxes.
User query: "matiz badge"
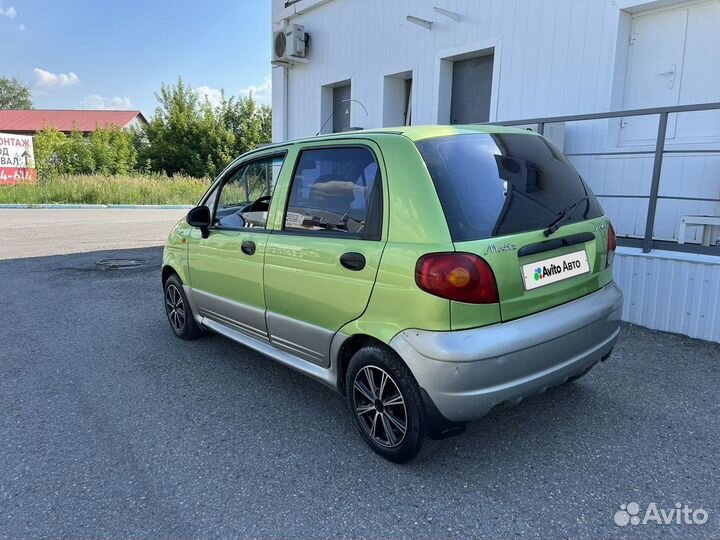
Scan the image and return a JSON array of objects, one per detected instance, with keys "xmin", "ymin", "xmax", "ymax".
[{"xmin": 483, "ymin": 242, "xmax": 517, "ymax": 256}]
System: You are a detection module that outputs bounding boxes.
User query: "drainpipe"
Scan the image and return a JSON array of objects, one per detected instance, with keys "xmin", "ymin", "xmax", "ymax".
[{"xmin": 283, "ymin": 66, "xmax": 289, "ymax": 141}]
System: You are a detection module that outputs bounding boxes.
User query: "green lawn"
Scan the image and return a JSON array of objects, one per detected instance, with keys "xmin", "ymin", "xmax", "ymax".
[{"xmin": 0, "ymin": 174, "xmax": 211, "ymax": 205}]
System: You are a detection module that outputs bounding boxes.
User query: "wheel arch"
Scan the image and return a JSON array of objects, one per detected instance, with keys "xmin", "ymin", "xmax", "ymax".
[
  {"xmin": 335, "ymin": 333, "xmax": 392, "ymax": 393},
  {"xmin": 335, "ymin": 330, "xmax": 467, "ymax": 440},
  {"xmin": 161, "ymin": 255, "xmax": 190, "ymax": 287},
  {"xmin": 162, "ymin": 264, "xmax": 178, "ymax": 286}
]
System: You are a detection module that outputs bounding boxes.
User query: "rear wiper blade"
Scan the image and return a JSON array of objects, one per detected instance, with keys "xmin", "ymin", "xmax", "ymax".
[{"xmin": 543, "ymin": 196, "xmax": 589, "ymax": 237}]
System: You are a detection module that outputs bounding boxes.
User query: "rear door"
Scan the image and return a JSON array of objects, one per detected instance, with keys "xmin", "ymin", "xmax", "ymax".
[
  {"xmin": 416, "ymin": 131, "xmax": 610, "ymax": 324},
  {"xmin": 263, "ymin": 142, "xmax": 386, "ymax": 366}
]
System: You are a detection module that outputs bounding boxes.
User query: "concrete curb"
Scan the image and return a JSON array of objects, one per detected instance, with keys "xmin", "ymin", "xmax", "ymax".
[
  {"xmin": 0, "ymin": 204, "xmax": 193, "ymax": 209},
  {"xmin": 106, "ymin": 204, "xmax": 193, "ymax": 210}
]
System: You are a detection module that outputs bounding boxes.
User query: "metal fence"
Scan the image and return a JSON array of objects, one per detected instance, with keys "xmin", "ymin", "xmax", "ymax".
[{"xmin": 488, "ymin": 102, "xmax": 720, "ymax": 255}]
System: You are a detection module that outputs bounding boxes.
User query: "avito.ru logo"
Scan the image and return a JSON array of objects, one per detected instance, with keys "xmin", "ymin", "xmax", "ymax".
[
  {"xmin": 614, "ymin": 502, "xmax": 709, "ymax": 527},
  {"xmin": 534, "ymin": 259, "xmax": 583, "ymax": 281},
  {"xmin": 534, "ymin": 263, "xmax": 562, "ymax": 281}
]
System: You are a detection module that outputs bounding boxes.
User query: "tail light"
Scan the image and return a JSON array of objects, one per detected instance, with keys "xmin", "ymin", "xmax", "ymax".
[
  {"xmin": 415, "ymin": 253, "xmax": 499, "ymax": 304},
  {"xmin": 606, "ymin": 223, "xmax": 617, "ymax": 268}
]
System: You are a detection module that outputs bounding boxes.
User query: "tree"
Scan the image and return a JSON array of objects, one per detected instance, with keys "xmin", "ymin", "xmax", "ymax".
[
  {"xmin": 139, "ymin": 78, "xmax": 234, "ymax": 178},
  {"xmin": 0, "ymin": 76, "xmax": 33, "ymax": 110},
  {"xmin": 256, "ymin": 104, "xmax": 272, "ymax": 145},
  {"xmin": 139, "ymin": 78, "xmax": 273, "ymax": 178},
  {"xmin": 216, "ymin": 94, "xmax": 272, "ymax": 157}
]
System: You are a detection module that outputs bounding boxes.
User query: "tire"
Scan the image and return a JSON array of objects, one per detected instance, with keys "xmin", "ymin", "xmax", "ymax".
[
  {"xmin": 163, "ymin": 274, "xmax": 203, "ymax": 340},
  {"xmin": 346, "ymin": 346, "xmax": 425, "ymax": 463}
]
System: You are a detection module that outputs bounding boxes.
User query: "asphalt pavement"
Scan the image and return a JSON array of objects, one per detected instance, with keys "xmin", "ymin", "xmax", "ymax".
[
  {"xmin": 0, "ymin": 210, "xmax": 718, "ymax": 539},
  {"xmin": 0, "ymin": 208, "xmax": 187, "ymax": 260}
]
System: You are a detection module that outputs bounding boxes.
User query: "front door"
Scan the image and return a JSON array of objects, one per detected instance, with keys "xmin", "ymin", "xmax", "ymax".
[
  {"xmin": 263, "ymin": 144, "xmax": 386, "ymax": 366},
  {"xmin": 188, "ymin": 153, "xmax": 286, "ymax": 341}
]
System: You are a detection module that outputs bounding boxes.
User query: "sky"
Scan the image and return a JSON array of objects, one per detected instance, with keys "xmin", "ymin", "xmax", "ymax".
[{"xmin": 1, "ymin": 0, "xmax": 272, "ymax": 117}]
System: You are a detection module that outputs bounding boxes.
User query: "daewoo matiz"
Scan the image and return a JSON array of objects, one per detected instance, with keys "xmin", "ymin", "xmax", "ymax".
[{"xmin": 162, "ymin": 125, "xmax": 623, "ymax": 463}]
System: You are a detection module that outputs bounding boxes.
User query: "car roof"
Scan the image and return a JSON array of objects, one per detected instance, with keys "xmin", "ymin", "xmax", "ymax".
[
  {"xmin": 245, "ymin": 124, "xmax": 537, "ymax": 157},
  {"xmin": 357, "ymin": 124, "xmax": 537, "ymax": 142}
]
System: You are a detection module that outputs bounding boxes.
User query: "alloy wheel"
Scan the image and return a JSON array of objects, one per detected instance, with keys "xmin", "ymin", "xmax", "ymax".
[
  {"xmin": 352, "ymin": 365, "xmax": 408, "ymax": 448},
  {"xmin": 165, "ymin": 284, "xmax": 186, "ymax": 334}
]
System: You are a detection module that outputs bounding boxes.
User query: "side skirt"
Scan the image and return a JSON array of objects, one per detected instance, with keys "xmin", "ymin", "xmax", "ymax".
[{"xmin": 200, "ymin": 316, "xmax": 343, "ymax": 393}]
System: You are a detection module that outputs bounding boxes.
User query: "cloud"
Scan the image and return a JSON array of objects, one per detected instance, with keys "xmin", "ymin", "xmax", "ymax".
[
  {"xmin": 33, "ymin": 67, "xmax": 79, "ymax": 88},
  {"xmin": 0, "ymin": 5, "xmax": 16, "ymax": 18},
  {"xmin": 192, "ymin": 77, "xmax": 272, "ymax": 109},
  {"xmin": 239, "ymin": 75, "xmax": 271, "ymax": 104},
  {"xmin": 17, "ymin": 23, "xmax": 24, "ymax": 30},
  {"xmin": 80, "ymin": 95, "xmax": 133, "ymax": 110},
  {"xmin": 194, "ymin": 85, "xmax": 224, "ymax": 108}
]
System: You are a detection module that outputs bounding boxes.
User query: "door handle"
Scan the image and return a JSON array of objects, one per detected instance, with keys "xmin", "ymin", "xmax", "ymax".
[
  {"xmin": 340, "ymin": 252, "xmax": 366, "ymax": 271},
  {"xmin": 241, "ymin": 240, "xmax": 256, "ymax": 255},
  {"xmin": 657, "ymin": 63, "xmax": 676, "ymax": 89}
]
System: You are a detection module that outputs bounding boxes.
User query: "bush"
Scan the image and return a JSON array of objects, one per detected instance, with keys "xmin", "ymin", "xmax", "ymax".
[
  {"xmin": 34, "ymin": 126, "xmax": 138, "ymax": 177},
  {"xmin": 87, "ymin": 126, "xmax": 138, "ymax": 175}
]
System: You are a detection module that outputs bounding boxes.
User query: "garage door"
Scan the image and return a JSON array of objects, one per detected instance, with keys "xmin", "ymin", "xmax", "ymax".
[{"xmin": 450, "ymin": 54, "xmax": 494, "ymax": 125}]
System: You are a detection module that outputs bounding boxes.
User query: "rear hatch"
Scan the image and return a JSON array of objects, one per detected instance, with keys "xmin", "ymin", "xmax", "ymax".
[{"xmin": 416, "ymin": 131, "xmax": 612, "ymax": 325}]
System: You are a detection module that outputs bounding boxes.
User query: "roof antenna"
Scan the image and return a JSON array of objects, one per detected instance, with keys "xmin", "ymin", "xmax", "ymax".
[{"xmin": 316, "ymin": 99, "xmax": 369, "ymax": 136}]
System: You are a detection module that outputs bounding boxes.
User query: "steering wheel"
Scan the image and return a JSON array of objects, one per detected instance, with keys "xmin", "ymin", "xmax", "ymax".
[{"xmin": 248, "ymin": 195, "xmax": 272, "ymax": 212}]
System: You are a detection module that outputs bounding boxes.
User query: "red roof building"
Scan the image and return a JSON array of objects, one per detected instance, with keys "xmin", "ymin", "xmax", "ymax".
[{"xmin": 0, "ymin": 110, "xmax": 148, "ymax": 135}]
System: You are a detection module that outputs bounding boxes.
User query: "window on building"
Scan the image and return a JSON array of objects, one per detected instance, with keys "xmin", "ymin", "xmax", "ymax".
[
  {"xmin": 284, "ymin": 147, "xmax": 382, "ymax": 238},
  {"xmin": 450, "ymin": 53, "xmax": 494, "ymax": 124},
  {"xmin": 383, "ymin": 71, "xmax": 413, "ymax": 127}
]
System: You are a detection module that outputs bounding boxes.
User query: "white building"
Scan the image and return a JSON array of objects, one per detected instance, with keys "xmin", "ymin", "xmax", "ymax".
[{"xmin": 271, "ymin": 0, "xmax": 720, "ymax": 342}]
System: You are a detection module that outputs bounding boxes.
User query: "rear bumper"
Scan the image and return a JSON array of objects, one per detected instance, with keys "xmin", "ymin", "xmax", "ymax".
[{"xmin": 389, "ymin": 282, "xmax": 623, "ymax": 423}]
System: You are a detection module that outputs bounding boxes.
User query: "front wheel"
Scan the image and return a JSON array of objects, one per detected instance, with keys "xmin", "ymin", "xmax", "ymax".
[
  {"xmin": 163, "ymin": 274, "xmax": 203, "ymax": 340},
  {"xmin": 346, "ymin": 346, "xmax": 426, "ymax": 463}
]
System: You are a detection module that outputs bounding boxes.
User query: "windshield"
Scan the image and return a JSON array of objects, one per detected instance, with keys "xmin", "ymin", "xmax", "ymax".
[{"xmin": 416, "ymin": 133, "xmax": 603, "ymax": 242}]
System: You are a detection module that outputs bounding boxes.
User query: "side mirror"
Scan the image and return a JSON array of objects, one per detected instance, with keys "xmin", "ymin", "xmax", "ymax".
[{"xmin": 186, "ymin": 206, "xmax": 211, "ymax": 238}]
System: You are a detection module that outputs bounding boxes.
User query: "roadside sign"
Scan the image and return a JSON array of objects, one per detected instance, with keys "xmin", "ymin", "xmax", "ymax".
[{"xmin": 0, "ymin": 133, "xmax": 36, "ymax": 184}]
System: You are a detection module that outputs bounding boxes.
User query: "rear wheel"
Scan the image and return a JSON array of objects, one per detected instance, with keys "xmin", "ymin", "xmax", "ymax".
[
  {"xmin": 346, "ymin": 346, "xmax": 425, "ymax": 463},
  {"xmin": 163, "ymin": 274, "xmax": 203, "ymax": 340}
]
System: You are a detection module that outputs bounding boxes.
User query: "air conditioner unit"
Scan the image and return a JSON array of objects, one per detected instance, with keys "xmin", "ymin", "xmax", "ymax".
[{"xmin": 273, "ymin": 23, "xmax": 308, "ymax": 64}]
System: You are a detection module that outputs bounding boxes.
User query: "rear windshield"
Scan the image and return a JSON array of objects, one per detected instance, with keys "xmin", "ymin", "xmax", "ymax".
[{"xmin": 416, "ymin": 133, "xmax": 603, "ymax": 242}]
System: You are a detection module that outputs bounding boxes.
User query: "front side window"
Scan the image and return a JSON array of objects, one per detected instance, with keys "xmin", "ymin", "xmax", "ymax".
[
  {"xmin": 214, "ymin": 154, "xmax": 285, "ymax": 229},
  {"xmin": 416, "ymin": 133, "xmax": 603, "ymax": 241},
  {"xmin": 202, "ymin": 182, "xmax": 219, "ymax": 212},
  {"xmin": 284, "ymin": 147, "xmax": 382, "ymax": 238}
]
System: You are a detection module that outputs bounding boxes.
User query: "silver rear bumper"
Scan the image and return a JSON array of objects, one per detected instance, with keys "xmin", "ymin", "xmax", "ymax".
[{"xmin": 389, "ymin": 282, "xmax": 623, "ymax": 423}]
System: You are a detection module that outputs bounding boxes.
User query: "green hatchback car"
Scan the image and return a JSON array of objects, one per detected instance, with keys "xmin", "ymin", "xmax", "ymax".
[{"xmin": 162, "ymin": 125, "xmax": 623, "ymax": 463}]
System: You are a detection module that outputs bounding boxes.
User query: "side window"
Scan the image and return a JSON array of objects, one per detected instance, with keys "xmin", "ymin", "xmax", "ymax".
[
  {"xmin": 214, "ymin": 154, "xmax": 285, "ymax": 229},
  {"xmin": 284, "ymin": 147, "xmax": 382, "ymax": 238},
  {"xmin": 202, "ymin": 182, "xmax": 219, "ymax": 212}
]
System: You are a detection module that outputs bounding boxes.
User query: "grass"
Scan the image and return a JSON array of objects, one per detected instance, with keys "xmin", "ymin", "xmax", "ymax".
[{"xmin": 0, "ymin": 174, "xmax": 211, "ymax": 205}]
